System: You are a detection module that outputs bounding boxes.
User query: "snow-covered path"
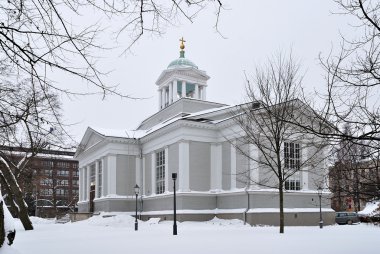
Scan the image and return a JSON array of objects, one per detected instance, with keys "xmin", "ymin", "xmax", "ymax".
[{"xmin": 1, "ymin": 214, "xmax": 379, "ymax": 254}]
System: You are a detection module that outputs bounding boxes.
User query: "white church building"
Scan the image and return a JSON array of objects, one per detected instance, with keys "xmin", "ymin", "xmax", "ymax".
[{"xmin": 75, "ymin": 40, "xmax": 335, "ymax": 225}]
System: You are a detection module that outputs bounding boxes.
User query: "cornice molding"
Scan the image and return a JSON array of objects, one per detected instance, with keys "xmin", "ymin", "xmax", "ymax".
[{"xmin": 156, "ymin": 68, "xmax": 209, "ymax": 87}]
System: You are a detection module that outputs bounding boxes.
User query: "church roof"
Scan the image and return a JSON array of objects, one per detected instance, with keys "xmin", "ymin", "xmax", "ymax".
[
  {"xmin": 167, "ymin": 55, "xmax": 198, "ymax": 69},
  {"xmin": 83, "ymin": 103, "xmax": 236, "ymax": 144}
]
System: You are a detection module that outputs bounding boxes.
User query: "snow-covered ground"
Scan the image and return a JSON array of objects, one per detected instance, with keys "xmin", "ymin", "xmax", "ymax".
[{"xmin": 1, "ymin": 213, "xmax": 379, "ymax": 254}]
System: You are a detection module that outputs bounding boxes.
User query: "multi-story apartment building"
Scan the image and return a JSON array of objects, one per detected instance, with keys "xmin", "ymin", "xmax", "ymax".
[
  {"xmin": 329, "ymin": 160, "xmax": 380, "ymax": 212},
  {"xmin": 0, "ymin": 146, "xmax": 79, "ymax": 217}
]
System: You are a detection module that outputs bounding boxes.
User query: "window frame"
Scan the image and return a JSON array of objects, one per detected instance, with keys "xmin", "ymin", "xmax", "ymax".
[
  {"xmin": 284, "ymin": 142, "xmax": 301, "ymax": 191},
  {"xmin": 156, "ymin": 150, "xmax": 165, "ymax": 194}
]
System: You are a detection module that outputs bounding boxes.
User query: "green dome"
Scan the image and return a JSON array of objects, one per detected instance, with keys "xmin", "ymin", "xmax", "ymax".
[{"xmin": 167, "ymin": 51, "xmax": 198, "ymax": 69}]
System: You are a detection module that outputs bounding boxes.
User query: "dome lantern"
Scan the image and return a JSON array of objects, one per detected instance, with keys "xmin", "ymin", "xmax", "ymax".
[{"xmin": 156, "ymin": 38, "xmax": 210, "ymax": 110}]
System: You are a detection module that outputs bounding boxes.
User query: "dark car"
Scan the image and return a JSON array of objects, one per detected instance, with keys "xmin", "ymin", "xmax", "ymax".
[
  {"xmin": 358, "ymin": 213, "xmax": 380, "ymax": 223},
  {"xmin": 335, "ymin": 212, "xmax": 360, "ymax": 225}
]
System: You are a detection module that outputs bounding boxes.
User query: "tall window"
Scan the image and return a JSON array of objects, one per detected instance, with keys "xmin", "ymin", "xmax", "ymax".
[
  {"xmin": 41, "ymin": 189, "xmax": 53, "ymax": 196},
  {"xmin": 57, "ymin": 170, "xmax": 69, "ymax": 176},
  {"xmin": 97, "ymin": 160, "xmax": 102, "ymax": 198},
  {"xmin": 285, "ymin": 173, "xmax": 301, "ymax": 191},
  {"xmin": 90, "ymin": 164, "xmax": 96, "ymax": 186},
  {"xmin": 72, "ymin": 170, "xmax": 79, "ymax": 177},
  {"xmin": 57, "ymin": 180, "xmax": 69, "ymax": 186},
  {"xmin": 284, "ymin": 142, "xmax": 301, "ymax": 190},
  {"xmin": 156, "ymin": 150, "xmax": 165, "ymax": 194},
  {"xmin": 56, "ymin": 189, "xmax": 68, "ymax": 196}
]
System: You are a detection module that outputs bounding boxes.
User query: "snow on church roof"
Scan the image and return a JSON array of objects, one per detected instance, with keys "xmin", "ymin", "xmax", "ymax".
[
  {"xmin": 90, "ymin": 103, "xmax": 238, "ymax": 140},
  {"xmin": 90, "ymin": 127, "xmax": 146, "ymax": 139}
]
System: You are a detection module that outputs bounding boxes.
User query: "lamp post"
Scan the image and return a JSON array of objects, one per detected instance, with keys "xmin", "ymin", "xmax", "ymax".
[
  {"xmin": 134, "ymin": 184, "xmax": 140, "ymax": 231},
  {"xmin": 172, "ymin": 173, "xmax": 177, "ymax": 235},
  {"xmin": 318, "ymin": 187, "xmax": 323, "ymax": 229}
]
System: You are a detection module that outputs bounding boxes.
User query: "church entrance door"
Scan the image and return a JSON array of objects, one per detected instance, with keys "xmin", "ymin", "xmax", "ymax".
[{"xmin": 89, "ymin": 185, "xmax": 95, "ymax": 212}]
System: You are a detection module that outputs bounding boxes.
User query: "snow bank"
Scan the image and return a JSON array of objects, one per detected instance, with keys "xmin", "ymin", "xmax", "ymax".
[
  {"xmin": 29, "ymin": 217, "xmax": 55, "ymax": 225},
  {"xmin": 358, "ymin": 201, "xmax": 380, "ymax": 216},
  {"xmin": 73, "ymin": 213, "xmax": 249, "ymax": 228},
  {"xmin": 74, "ymin": 212, "xmax": 136, "ymax": 227},
  {"xmin": 204, "ymin": 217, "xmax": 247, "ymax": 227}
]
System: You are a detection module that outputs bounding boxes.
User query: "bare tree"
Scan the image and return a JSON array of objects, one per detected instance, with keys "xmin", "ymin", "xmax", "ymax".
[
  {"xmin": 293, "ymin": 0, "xmax": 380, "ymax": 145},
  {"xmin": 0, "ymin": 0, "xmax": 224, "ymax": 98},
  {"xmin": 0, "ymin": 0, "xmax": 224, "ymax": 246},
  {"xmin": 330, "ymin": 124, "xmax": 380, "ymax": 211},
  {"xmin": 232, "ymin": 53, "xmax": 328, "ymax": 233},
  {"xmin": 0, "ymin": 77, "xmax": 67, "ymax": 231}
]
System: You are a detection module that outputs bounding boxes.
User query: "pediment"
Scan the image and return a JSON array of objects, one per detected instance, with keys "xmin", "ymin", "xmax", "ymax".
[{"xmin": 74, "ymin": 127, "xmax": 105, "ymax": 158}]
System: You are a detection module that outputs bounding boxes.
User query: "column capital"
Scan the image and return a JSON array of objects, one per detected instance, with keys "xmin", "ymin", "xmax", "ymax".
[{"xmin": 178, "ymin": 139, "xmax": 190, "ymax": 144}]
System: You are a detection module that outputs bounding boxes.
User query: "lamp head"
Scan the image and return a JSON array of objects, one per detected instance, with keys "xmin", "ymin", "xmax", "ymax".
[
  {"xmin": 317, "ymin": 187, "xmax": 323, "ymax": 196},
  {"xmin": 134, "ymin": 184, "xmax": 140, "ymax": 195}
]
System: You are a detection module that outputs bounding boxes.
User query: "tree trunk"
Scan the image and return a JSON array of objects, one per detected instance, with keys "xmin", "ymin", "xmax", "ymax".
[
  {"xmin": 0, "ymin": 162, "xmax": 33, "ymax": 230},
  {"xmin": 279, "ymin": 181, "xmax": 285, "ymax": 234},
  {"xmin": 0, "ymin": 175, "xmax": 18, "ymax": 216},
  {"xmin": 0, "ymin": 200, "xmax": 5, "ymax": 248}
]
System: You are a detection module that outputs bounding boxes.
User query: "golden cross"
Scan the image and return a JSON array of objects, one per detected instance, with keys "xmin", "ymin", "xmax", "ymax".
[{"xmin": 180, "ymin": 37, "xmax": 186, "ymax": 50}]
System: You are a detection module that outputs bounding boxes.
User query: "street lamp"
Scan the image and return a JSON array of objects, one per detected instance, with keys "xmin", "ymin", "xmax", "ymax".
[
  {"xmin": 317, "ymin": 187, "xmax": 323, "ymax": 229},
  {"xmin": 172, "ymin": 173, "xmax": 177, "ymax": 235},
  {"xmin": 134, "ymin": 184, "xmax": 140, "ymax": 231}
]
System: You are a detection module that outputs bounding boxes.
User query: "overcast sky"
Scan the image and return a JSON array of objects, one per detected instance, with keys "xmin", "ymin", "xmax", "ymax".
[{"xmin": 60, "ymin": 0, "xmax": 358, "ymax": 143}]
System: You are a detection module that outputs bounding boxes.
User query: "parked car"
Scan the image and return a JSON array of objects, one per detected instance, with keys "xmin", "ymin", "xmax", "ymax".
[
  {"xmin": 360, "ymin": 213, "xmax": 380, "ymax": 223},
  {"xmin": 335, "ymin": 212, "xmax": 360, "ymax": 225}
]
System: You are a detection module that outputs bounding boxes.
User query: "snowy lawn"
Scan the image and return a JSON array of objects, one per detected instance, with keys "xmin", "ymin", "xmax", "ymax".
[{"xmin": 1, "ymin": 213, "xmax": 379, "ymax": 254}]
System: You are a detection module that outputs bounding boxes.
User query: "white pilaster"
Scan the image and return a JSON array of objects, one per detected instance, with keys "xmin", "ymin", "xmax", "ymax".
[
  {"xmin": 322, "ymin": 145, "xmax": 328, "ymax": 189},
  {"xmin": 79, "ymin": 168, "xmax": 83, "ymax": 201},
  {"xmin": 168, "ymin": 82, "xmax": 173, "ymax": 104},
  {"xmin": 82, "ymin": 167, "xmax": 86, "ymax": 200},
  {"xmin": 302, "ymin": 143, "xmax": 309, "ymax": 190},
  {"xmin": 95, "ymin": 161, "xmax": 99, "ymax": 199},
  {"xmin": 194, "ymin": 84, "xmax": 199, "ymax": 99},
  {"xmin": 181, "ymin": 80, "xmax": 186, "ymax": 98},
  {"xmin": 172, "ymin": 80, "xmax": 178, "ymax": 102},
  {"xmin": 178, "ymin": 141, "xmax": 190, "ymax": 191},
  {"xmin": 165, "ymin": 147, "xmax": 169, "ymax": 193},
  {"xmin": 230, "ymin": 142, "xmax": 237, "ymax": 190},
  {"xmin": 210, "ymin": 143, "xmax": 222, "ymax": 191},
  {"xmin": 136, "ymin": 156, "xmax": 141, "ymax": 187},
  {"xmin": 142, "ymin": 156, "xmax": 146, "ymax": 195},
  {"xmin": 161, "ymin": 89, "xmax": 166, "ymax": 108},
  {"xmin": 151, "ymin": 152, "xmax": 156, "ymax": 195},
  {"xmin": 249, "ymin": 144, "xmax": 260, "ymax": 189},
  {"xmin": 107, "ymin": 155, "xmax": 117, "ymax": 195},
  {"xmin": 158, "ymin": 89, "xmax": 162, "ymax": 110},
  {"xmin": 86, "ymin": 165, "xmax": 91, "ymax": 201},
  {"xmin": 100, "ymin": 158, "xmax": 105, "ymax": 197}
]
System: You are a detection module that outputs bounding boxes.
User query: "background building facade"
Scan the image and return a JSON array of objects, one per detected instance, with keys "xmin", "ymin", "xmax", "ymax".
[{"xmin": 0, "ymin": 146, "xmax": 79, "ymax": 218}]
